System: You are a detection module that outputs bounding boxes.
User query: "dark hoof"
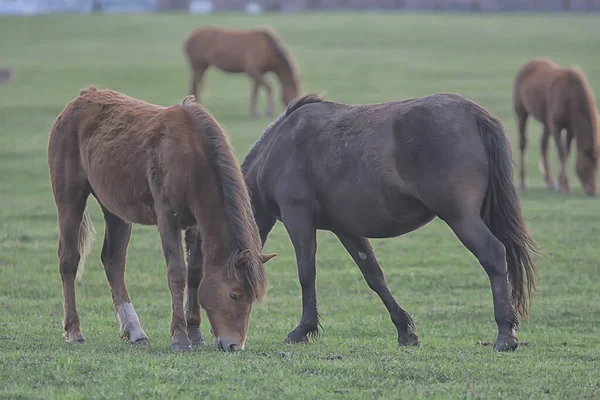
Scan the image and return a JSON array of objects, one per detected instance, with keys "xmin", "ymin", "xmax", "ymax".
[
  {"xmin": 519, "ymin": 183, "xmax": 527, "ymax": 191},
  {"xmin": 170, "ymin": 342, "xmax": 192, "ymax": 352},
  {"xmin": 398, "ymin": 332, "xmax": 420, "ymax": 347},
  {"xmin": 493, "ymin": 338, "xmax": 519, "ymax": 352},
  {"xmin": 67, "ymin": 338, "xmax": 86, "ymax": 344},
  {"xmin": 284, "ymin": 335, "xmax": 309, "ymax": 344},
  {"xmin": 132, "ymin": 337, "xmax": 150, "ymax": 346},
  {"xmin": 187, "ymin": 326, "xmax": 205, "ymax": 347},
  {"xmin": 284, "ymin": 328, "xmax": 312, "ymax": 344}
]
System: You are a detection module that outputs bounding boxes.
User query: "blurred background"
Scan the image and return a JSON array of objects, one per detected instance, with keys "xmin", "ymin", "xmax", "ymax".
[
  {"xmin": 1, "ymin": 0, "xmax": 600, "ymax": 14},
  {"xmin": 1, "ymin": 2, "xmax": 599, "ymax": 398}
]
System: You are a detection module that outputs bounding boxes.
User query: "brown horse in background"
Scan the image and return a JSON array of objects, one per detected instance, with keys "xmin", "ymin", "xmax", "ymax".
[
  {"xmin": 514, "ymin": 58, "xmax": 599, "ymax": 196},
  {"xmin": 184, "ymin": 26, "xmax": 301, "ymax": 118},
  {"xmin": 48, "ymin": 87, "xmax": 276, "ymax": 352}
]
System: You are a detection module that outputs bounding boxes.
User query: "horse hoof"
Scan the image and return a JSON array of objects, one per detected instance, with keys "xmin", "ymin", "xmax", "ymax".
[
  {"xmin": 187, "ymin": 326, "xmax": 205, "ymax": 346},
  {"xmin": 559, "ymin": 188, "xmax": 571, "ymax": 195},
  {"xmin": 65, "ymin": 332, "xmax": 86, "ymax": 344},
  {"xmin": 493, "ymin": 338, "xmax": 518, "ymax": 352},
  {"xmin": 519, "ymin": 183, "xmax": 527, "ymax": 191},
  {"xmin": 132, "ymin": 337, "xmax": 150, "ymax": 346},
  {"xmin": 398, "ymin": 332, "xmax": 420, "ymax": 347},
  {"xmin": 284, "ymin": 333, "xmax": 309, "ymax": 344},
  {"xmin": 170, "ymin": 342, "xmax": 192, "ymax": 352}
]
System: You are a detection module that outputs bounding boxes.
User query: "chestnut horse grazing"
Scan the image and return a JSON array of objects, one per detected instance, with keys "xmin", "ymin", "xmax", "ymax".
[
  {"xmin": 48, "ymin": 87, "xmax": 276, "ymax": 352},
  {"xmin": 242, "ymin": 93, "xmax": 538, "ymax": 351},
  {"xmin": 514, "ymin": 58, "xmax": 599, "ymax": 196},
  {"xmin": 184, "ymin": 26, "xmax": 301, "ymax": 118}
]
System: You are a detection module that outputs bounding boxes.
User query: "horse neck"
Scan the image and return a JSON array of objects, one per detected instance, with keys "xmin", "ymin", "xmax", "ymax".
[
  {"xmin": 193, "ymin": 185, "xmax": 231, "ymax": 263},
  {"xmin": 273, "ymin": 63, "xmax": 297, "ymax": 94},
  {"xmin": 571, "ymin": 105, "xmax": 599, "ymax": 158}
]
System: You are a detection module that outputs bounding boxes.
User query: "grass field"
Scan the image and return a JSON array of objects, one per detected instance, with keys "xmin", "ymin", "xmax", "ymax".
[{"xmin": 1, "ymin": 12, "xmax": 599, "ymax": 399}]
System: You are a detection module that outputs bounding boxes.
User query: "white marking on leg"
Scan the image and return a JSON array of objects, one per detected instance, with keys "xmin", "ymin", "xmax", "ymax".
[
  {"xmin": 358, "ymin": 251, "xmax": 367, "ymax": 260},
  {"xmin": 116, "ymin": 302, "xmax": 147, "ymax": 342}
]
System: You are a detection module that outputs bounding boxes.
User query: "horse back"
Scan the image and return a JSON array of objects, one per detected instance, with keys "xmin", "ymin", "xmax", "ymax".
[
  {"xmin": 252, "ymin": 94, "xmax": 489, "ymax": 235},
  {"xmin": 184, "ymin": 26, "xmax": 272, "ymax": 73},
  {"xmin": 513, "ymin": 58, "xmax": 562, "ymax": 122}
]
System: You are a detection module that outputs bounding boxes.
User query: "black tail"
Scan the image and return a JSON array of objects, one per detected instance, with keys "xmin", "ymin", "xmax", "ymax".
[{"xmin": 476, "ymin": 109, "xmax": 539, "ymax": 319}]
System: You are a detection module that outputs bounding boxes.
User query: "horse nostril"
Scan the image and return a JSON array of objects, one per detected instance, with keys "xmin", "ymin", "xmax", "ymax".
[{"xmin": 228, "ymin": 343, "xmax": 241, "ymax": 352}]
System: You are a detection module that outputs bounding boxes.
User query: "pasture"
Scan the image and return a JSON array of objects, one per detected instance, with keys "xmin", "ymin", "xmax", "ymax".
[{"xmin": 1, "ymin": 12, "xmax": 599, "ymax": 399}]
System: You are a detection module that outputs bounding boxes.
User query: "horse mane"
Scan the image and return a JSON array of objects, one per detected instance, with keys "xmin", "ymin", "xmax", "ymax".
[
  {"xmin": 241, "ymin": 92, "xmax": 325, "ymax": 174},
  {"xmin": 566, "ymin": 65, "xmax": 599, "ymax": 158},
  {"xmin": 259, "ymin": 26, "xmax": 300, "ymax": 89},
  {"xmin": 181, "ymin": 102, "xmax": 267, "ymax": 301}
]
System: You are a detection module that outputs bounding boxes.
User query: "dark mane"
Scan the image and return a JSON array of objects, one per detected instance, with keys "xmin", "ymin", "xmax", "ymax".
[
  {"xmin": 241, "ymin": 93, "xmax": 325, "ymax": 174},
  {"xmin": 182, "ymin": 102, "xmax": 267, "ymax": 301}
]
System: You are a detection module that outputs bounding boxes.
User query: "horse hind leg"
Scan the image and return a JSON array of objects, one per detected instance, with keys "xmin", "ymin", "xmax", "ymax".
[
  {"xmin": 54, "ymin": 186, "xmax": 92, "ymax": 343},
  {"xmin": 444, "ymin": 213, "xmax": 518, "ymax": 351},
  {"xmin": 335, "ymin": 233, "xmax": 419, "ymax": 347},
  {"xmin": 100, "ymin": 207, "xmax": 148, "ymax": 345}
]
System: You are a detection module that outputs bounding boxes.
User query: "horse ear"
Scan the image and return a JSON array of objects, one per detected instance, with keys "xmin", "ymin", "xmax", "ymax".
[
  {"xmin": 235, "ymin": 249, "xmax": 251, "ymax": 266},
  {"xmin": 261, "ymin": 253, "xmax": 278, "ymax": 264}
]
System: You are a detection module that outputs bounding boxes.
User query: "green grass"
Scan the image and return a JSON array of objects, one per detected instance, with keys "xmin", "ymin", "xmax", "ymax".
[{"xmin": 1, "ymin": 12, "xmax": 599, "ymax": 399}]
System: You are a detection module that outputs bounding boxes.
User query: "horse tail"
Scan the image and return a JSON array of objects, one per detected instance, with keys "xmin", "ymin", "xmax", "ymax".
[
  {"xmin": 476, "ymin": 109, "xmax": 539, "ymax": 319},
  {"xmin": 75, "ymin": 207, "xmax": 96, "ymax": 281},
  {"xmin": 260, "ymin": 27, "xmax": 299, "ymax": 86}
]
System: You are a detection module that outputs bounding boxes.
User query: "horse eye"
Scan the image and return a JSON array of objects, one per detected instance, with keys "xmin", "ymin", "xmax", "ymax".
[{"xmin": 228, "ymin": 291, "xmax": 239, "ymax": 301}]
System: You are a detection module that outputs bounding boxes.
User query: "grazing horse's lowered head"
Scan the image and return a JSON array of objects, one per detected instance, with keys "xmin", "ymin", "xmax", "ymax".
[{"xmin": 514, "ymin": 58, "xmax": 599, "ymax": 196}]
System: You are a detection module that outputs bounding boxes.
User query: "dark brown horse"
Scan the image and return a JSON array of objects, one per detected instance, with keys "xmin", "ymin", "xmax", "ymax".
[
  {"xmin": 242, "ymin": 93, "xmax": 538, "ymax": 351},
  {"xmin": 514, "ymin": 58, "xmax": 599, "ymax": 196},
  {"xmin": 48, "ymin": 87, "xmax": 276, "ymax": 352},
  {"xmin": 184, "ymin": 26, "xmax": 301, "ymax": 118}
]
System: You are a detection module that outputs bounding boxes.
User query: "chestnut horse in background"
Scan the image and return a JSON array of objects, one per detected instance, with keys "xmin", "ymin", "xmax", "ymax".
[
  {"xmin": 48, "ymin": 87, "xmax": 276, "ymax": 352},
  {"xmin": 514, "ymin": 58, "xmax": 599, "ymax": 196},
  {"xmin": 184, "ymin": 26, "xmax": 301, "ymax": 118}
]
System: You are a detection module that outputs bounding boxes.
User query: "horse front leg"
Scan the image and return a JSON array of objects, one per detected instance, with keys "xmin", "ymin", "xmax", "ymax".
[
  {"xmin": 281, "ymin": 209, "xmax": 320, "ymax": 343},
  {"xmin": 157, "ymin": 210, "xmax": 190, "ymax": 351},
  {"xmin": 550, "ymin": 122, "xmax": 570, "ymax": 194},
  {"xmin": 184, "ymin": 229, "xmax": 204, "ymax": 347},
  {"xmin": 540, "ymin": 125, "xmax": 556, "ymax": 191},
  {"xmin": 335, "ymin": 233, "xmax": 419, "ymax": 346}
]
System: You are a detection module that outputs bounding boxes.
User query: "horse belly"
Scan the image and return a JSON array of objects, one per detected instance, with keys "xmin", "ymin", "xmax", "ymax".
[
  {"xmin": 325, "ymin": 191, "xmax": 435, "ymax": 238},
  {"xmin": 86, "ymin": 161, "xmax": 157, "ymax": 225}
]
